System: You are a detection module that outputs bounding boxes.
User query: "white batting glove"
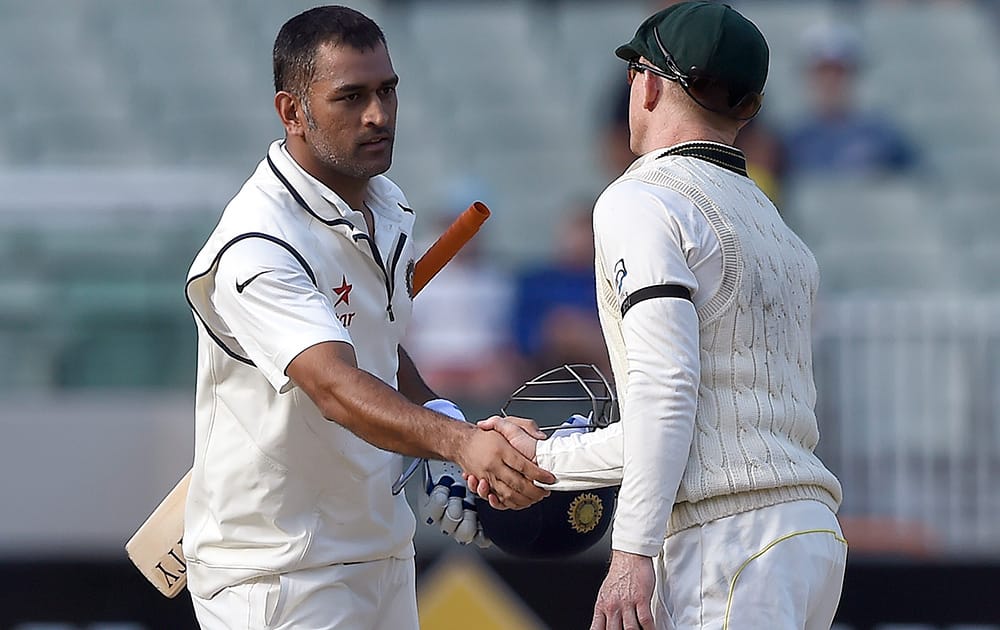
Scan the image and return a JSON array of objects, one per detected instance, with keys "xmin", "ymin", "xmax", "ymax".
[
  {"xmin": 552, "ymin": 413, "xmax": 591, "ymax": 438},
  {"xmin": 418, "ymin": 399, "xmax": 490, "ymax": 548}
]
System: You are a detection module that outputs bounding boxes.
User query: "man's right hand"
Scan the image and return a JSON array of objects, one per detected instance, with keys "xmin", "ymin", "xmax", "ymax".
[
  {"xmin": 454, "ymin": 416, "xmax": 554, "ymax": 510},
  {"xmin": 463, "ymin": 415, "xmax": 549, "ymax": 509}
]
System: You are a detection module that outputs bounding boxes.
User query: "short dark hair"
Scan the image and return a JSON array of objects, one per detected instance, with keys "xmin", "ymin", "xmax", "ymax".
[{"xmin": 273, "ymin": 5, "xmax": 386, "ymax": 96}]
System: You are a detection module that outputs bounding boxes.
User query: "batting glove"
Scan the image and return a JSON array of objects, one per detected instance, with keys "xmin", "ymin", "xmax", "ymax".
[
  {"xmin": 418, "ymin": 399, "xmax": 490, "ymax": 548},
  {"xmin": 552, "ymin": 413, "xmax": 591, "ymax": 438}
]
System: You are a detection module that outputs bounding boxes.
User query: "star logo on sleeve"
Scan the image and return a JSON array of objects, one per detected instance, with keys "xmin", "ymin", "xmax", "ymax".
[{"xmin": 333, "ymin": 275, "xmax": 353, "ymax": 306}]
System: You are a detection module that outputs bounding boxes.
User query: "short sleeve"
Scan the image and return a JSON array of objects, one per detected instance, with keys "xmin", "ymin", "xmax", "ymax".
[{"xmin": 211, "ymin": 237, "xmax": 352, "ymax": 393}]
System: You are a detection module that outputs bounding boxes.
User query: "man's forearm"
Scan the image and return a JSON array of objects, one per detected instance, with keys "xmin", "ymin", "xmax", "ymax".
[
  {"xmin": 613, "ymin": 298, "xmax": 700, "ymax": 556},
  {"xmin": 326, "ymin": 368, "xmax": 470, "ymax": 460},
  {"xmin": 534, "ymin": 423, "xmax": 625, "ymax": 490},
  {"xmin": 288, "ymin": 341, "xmax": 470, "ymax": 461}
]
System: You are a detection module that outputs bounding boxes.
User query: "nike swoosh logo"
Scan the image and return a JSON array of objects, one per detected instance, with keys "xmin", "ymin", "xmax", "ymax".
[{"xmin": 236, "ymin": 270, "xmax": 273, "ymax": 293}]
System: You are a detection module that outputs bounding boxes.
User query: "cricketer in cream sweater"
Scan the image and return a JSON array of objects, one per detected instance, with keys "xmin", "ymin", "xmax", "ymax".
[
  {"xmin": 534, "ymin": 140, "xmax": 843, "ymax": 540},
  {"xmin": 470, "ymin": 3, "xmax": 848, "ymax": 628},
  {"xmin": 531, "ymin": 147, "xmax": 846, "ymax": 626}
]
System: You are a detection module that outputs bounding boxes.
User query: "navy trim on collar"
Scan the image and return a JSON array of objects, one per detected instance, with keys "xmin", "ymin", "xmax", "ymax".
[
  {"xmin": 657, "ymin": 142, "xmax": 748, "ymax": 177},
  {"xmin": 266, "ymin": 153, "xmax": 357, "ymax": 229}
]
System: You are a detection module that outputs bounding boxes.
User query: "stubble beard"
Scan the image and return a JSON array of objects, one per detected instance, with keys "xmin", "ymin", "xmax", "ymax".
[{"xmin": 304, "ymin": 108, "xmax": 393, "ymax": 179}]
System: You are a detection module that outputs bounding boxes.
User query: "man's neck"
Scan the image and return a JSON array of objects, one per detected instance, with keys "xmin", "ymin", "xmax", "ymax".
[
  {"xmin": 285, "ymin": 138, "xmax": 368, "ymax": 210},
  {"xmin": 640, "ymin": 123, "xmax": 737, "ymax": 155}
]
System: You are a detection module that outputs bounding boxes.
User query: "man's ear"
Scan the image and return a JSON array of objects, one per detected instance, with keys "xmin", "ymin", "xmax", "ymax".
[
  {"xmin": 642, "ymin": 72, "xmax": 661, "ymax": 112},
  {"xmin": 275, "ymin": 91, "xmax": 307, "ymax": 137}
]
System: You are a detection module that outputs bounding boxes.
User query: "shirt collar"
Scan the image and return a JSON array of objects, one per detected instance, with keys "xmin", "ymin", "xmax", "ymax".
[
  {"xmin": 627, "ymin": 140, "xmax": 749, "ymax": 178},
  {"xmin": 279, "ymin": 141, "xmax": 366, "ymax": 223}
]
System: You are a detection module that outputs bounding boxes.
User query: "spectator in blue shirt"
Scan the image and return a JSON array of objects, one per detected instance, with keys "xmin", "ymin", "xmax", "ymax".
[
  {"xmin": 784, "ymin": 22, "xmax": 918, "ymax": 177},
  {"xmin": 511, "ymin": 202, "xmax": 609, "ymax": 376}
]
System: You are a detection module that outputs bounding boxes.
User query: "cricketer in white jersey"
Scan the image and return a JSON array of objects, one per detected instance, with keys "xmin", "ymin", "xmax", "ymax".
[
  {"xmin": 181, "ymin": 6, "xmax": 553, "ymax": 629},
  {"xmin": 185, "ymin": 139, "xmax": 418, "ymax": 602}
]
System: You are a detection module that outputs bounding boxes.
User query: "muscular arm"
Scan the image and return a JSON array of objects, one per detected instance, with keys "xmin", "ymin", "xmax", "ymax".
[
  {"xmin": 288, "ymin": 341, "xmax": 468, "ymax": 461},
  {"xmin": 210, "ymin": 238, "xmax": 554, "ymax": 507},
  {"xmin": 287, "ymin": 341, "xmax": 555, "ymax": 505}
]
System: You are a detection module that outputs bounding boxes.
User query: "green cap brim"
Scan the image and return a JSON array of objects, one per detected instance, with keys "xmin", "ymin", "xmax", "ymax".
[{"xmin": 615, "ymin": 42, "xmax": 641, "ymax": 62}]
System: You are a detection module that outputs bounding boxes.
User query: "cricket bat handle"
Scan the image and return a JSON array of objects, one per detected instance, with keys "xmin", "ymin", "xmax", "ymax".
[
  {"xmin": 125, "ymin": 202, "xmax": 491, "ymax": 597},
  {"xmin": 411, "ymin": 200, "xmax": 490, "ymax": 294}
]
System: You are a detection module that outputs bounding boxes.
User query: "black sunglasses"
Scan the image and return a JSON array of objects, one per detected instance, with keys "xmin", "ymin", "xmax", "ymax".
[
  {"xmin": 626, "ymin": 60, "xmax": 675, "ymax": 86},
  {"xmin": 625, "ymin": 29, "xmax": 763, "ymax": 121}
]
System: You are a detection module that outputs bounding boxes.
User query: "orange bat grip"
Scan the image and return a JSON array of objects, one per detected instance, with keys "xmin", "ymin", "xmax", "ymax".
[{"xmin": 411, "ymin": 201, "xmax": 491, "ymax": 295}]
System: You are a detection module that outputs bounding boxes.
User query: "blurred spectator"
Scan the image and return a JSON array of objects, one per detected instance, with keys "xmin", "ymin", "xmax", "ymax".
[
  {"xmin": 736, "ymin": 116, "xmax": 788, "ymax": 207},
  {"xmin": 599, "ymin": 84, "xmax": 635, "ymax": 178},
  {"xmin": 510, "ymin": 200, "xmax": 609, "ymax": 377},
  {"xmin": 404, "ymin": 210, "xmax": 522, "ymax": 404},
  {"xmin": 783, "ymin": 22, "xmax": 918, "ymax": 177}
]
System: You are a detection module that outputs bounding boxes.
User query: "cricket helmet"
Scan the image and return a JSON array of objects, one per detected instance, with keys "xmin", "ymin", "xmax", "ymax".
[{"xmin": 476, "ymin": 364, "xmax": 620, "ymax": 559}]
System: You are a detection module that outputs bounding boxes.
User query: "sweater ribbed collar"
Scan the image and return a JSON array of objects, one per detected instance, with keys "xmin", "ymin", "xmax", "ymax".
[{"xmin": 653, "ymin": 141, "xmax": 749, "ymax": 178}]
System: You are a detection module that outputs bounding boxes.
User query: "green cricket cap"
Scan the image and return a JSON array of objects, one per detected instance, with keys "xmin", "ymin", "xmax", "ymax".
[{"xmin": 615, "ymin": 2, "xmax": 769, "ymax": 99}]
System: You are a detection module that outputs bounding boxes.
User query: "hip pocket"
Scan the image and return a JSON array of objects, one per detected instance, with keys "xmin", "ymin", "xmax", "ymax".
[{"xmin": 263, "ymin": 573, "xmax": 286, "ymax": 629}]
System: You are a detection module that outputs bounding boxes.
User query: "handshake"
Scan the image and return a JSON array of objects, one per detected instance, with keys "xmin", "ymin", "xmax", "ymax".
[{"xmin": 415, "ymin": 399, "xmax": 589, "ymax": 547}]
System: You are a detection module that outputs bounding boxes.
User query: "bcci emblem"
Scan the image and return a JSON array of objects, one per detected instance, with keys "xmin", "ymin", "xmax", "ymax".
[
  {"xmin": 567, "ymin": 492, "xmax": 604, "ymax": 534},
  {"xmin": 405, "ymin": 258, "xmax": 416, "ymax": 299}
]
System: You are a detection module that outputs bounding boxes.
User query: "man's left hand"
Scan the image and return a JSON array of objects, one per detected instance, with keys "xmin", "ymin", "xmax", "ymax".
[
  {"xmin": 419, "ymin": 399, "xmax": 491, "ymax": 547},
  {"xmin": 419, "ymin": 458, "xmax": 490, "ymax": 547},
  {"xmin": 591, "ymin": 550, "xmax": 656, "ymax": 630}
]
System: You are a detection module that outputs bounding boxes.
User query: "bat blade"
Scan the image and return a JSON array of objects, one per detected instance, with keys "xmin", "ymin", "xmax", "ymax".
[{"xmin": 125, "ymin": 471, "xmax": 191, "ymax": 597}]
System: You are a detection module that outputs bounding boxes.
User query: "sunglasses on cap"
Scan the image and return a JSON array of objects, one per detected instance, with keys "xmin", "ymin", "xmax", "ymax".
[{"xmin": 626, "ymin": 28, "xmax": 763, "ymax": 121}]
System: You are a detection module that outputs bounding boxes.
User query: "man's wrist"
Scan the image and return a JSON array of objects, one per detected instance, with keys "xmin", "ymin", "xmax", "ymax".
[
  {"xmin": 422, "ymin": 398, "xmax": 471, "ymax": 463},
  {"xmin": 610, "ymin": 549, "xmax": 654, "ymax": 566}
]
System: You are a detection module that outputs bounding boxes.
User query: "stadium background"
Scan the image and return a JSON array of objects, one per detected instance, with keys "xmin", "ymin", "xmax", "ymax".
[{"xmin": 2, "ymin": 0, "xmax": 1000, "ymax": 628}]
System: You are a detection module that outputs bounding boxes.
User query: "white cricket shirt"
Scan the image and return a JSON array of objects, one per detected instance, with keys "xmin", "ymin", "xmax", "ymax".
[{"xmin": 183, "ymin": 140, "xmax": 418, "ymax": 598}]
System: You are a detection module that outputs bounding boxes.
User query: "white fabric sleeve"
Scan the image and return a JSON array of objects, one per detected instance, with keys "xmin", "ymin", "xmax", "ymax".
[
  {"xmin": 211, "ymin": 237, "xmax": 352, "ymax": 393},
  {"xmin": 535, "ymin": 422, "xmax": 624, "ymax": 490},
  {"xmin": 615, "ymin": 297, "xmax": 700, "ymax": 556},
  {"xmin": 595, "ymin": 181, "xmax": 703, "ymax": 557}
]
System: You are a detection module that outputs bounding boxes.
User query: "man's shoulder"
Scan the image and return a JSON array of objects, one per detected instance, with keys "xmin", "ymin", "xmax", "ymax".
[
  {"xmin": 596, "ymin": 167, "xmax": 695, "ymax": 216},
  {"xmin": 598, "ymin": 173, "xmax": 652, "ymax": 205},
  {"xmin": 209, "ymin": 162, "xmax": 315, "ymax": 244},
  {"xmin": 225, "ymin": 159, "xmax": 294, "ymax": 217},
  {"xmin": 187, "ymin": 164, "xmax": 309, "ymax": 278}
]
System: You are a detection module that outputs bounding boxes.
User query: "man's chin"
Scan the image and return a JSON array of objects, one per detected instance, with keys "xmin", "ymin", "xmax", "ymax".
[{"xmin": 356, "ymin": 155, "xmax": 393, "ymax": 178}]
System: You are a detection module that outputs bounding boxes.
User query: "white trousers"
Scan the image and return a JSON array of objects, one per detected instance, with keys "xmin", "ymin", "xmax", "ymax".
[
  {"xmin": 652, "ymin": 499, "xmax": 847, "ymax": 630},
  {"xmin": 190, "ymin": 557, "xmax": 418, "ymax": 630}
]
